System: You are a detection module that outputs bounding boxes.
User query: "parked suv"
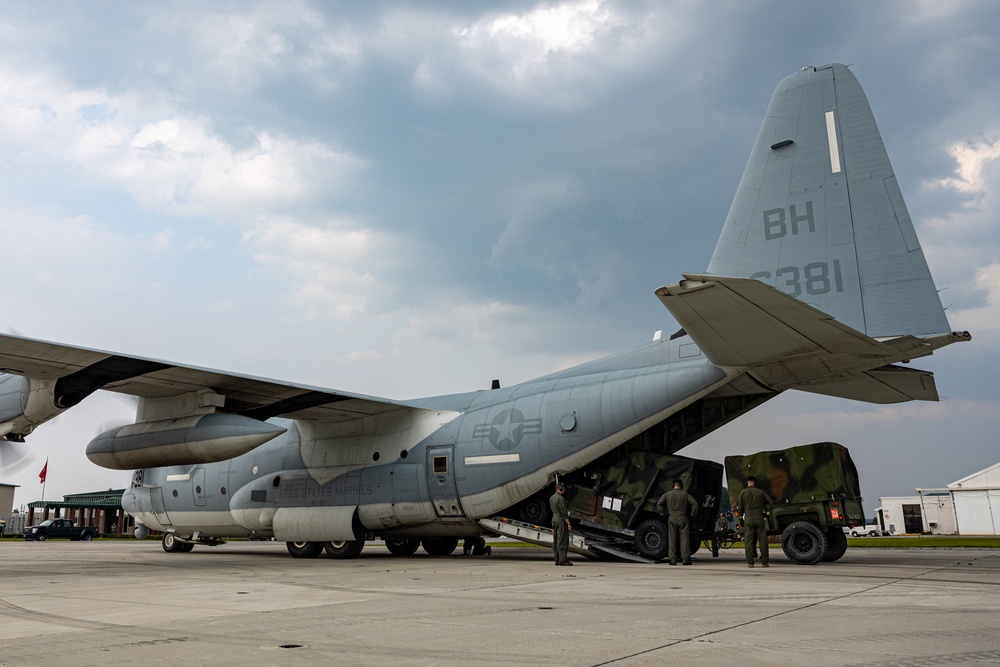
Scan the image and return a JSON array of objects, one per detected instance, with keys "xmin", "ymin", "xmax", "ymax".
[{"xmin": 22, "ymin": 519, "xmax": 99, "ymax": 541}]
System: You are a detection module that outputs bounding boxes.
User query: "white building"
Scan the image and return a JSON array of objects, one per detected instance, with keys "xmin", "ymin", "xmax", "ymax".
[
  {"xmin": 946, "ymin": 462, "xmax": 1000, "ymax": 535},
  {"xmin": 876, "ymin": 496, "xmax": 927, "ymax": 535},
  {"xmin": 892, "ymin": 461, "xmax": 1000, "ymax": 536},
  {"xmin": 916, "ymin": 491, "xmax": 957, "ymax": 535}
]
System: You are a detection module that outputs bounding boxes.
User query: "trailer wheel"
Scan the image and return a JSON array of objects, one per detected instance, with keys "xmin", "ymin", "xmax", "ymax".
[
  {"xmin": 634, "ymin": 519, "xmax": 669, "ymax": 560},
  {"xmin": 385, "ymin": 538, "xmax": 421, "ymax": 556},
  {"xmin": 781, "ymin": 522, "xmax": 827, "ymax": 565},
  {"xmin": 422, "ymin": 537, "xmax": 459, "ymax": 556},
  {"xmin": 517, "ymin": 494, "xmax": 552, "ymax": 527},
  {"xmin": 286, "ymin": 541, "xmax": 324, "ymax": 558},
  {"xmin": 821, "ymin": 528, "xmax": 847, "ymax": 562}
]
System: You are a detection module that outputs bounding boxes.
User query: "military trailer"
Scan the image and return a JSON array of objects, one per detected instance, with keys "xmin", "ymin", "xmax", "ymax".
[
  {"xmin": 725, "ymin": 442, "xmax": 864, "ymax": 565},
  {"xmin": 558, "ymin": 450, "xmax": 723, "ymax": 561}
]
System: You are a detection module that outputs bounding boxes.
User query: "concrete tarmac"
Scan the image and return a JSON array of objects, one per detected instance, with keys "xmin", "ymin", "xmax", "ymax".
[{"xmin": 1, "ymin": 539, "xmax": 998, "ymax": 666}]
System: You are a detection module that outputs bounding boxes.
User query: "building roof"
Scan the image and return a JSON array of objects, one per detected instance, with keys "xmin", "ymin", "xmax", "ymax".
[
  {"xmin": 949, "ymin": 461, "xmax": 1000, "ymax": 489},
  {"xmin": 27, "ymin": 489, "xmax": 125, "ymax": 509},
  {"xmin": 0, "ymin": 483, "xmax": 20, "ymax": 488}
]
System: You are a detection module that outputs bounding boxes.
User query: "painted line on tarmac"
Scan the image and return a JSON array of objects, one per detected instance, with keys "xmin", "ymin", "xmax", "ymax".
[{"xmin": 588, "ymin": 553, "xmax": 1000, "ymax": 666}]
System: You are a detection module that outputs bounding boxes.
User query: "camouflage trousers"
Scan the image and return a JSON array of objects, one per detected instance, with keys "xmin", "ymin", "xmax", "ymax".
[
  {"xmin": 552, "ymin": 523, "xmax": 569, "ymax": 563},
  {"xmin": 743, "ymin": 516, "xmax": 769, "ymax": 565},
  {"xmin": 667, "ymin": 515, "xmax": 691, "ymax": 564}
]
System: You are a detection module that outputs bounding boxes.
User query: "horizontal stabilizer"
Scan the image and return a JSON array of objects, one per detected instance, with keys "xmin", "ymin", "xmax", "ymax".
[
  {"xmin": 796, "ymin": 365, "xmax": 938, "ymax": 404},
  {"xmin": 655, "ymin": 274, "xmax": 948, "ymax": 398},
  {"xmin": 656, "ymin": 274, "xmax": 895, "ymax": 365}
]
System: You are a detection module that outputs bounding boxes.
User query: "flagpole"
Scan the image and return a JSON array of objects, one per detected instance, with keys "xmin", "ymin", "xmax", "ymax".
[{"xmin": 41, "ymin": 457, "xmax": 48, "ymax": 502}]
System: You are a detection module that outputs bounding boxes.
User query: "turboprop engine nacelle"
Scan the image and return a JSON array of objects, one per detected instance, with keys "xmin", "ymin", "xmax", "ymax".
[
  {"xmin": 0, "ymin": 374, "xmax": 67, "ymax": 439},
  {"xmin": 86, "ymin": 413, "xmax": 286, "ymax": 470}
]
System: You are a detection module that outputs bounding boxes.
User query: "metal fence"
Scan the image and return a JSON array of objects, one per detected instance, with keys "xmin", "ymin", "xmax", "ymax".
[{"xmin": 1, "ymin": 513, "xmax": 26, "ymax": 535}]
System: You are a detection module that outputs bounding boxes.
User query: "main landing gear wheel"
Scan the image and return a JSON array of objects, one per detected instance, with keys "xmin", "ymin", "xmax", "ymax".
[
  {"xmin": 633, "ymin": 519, "xmax": 668, "ymax": 560},
  {"xmin": 286, "ymin": 541, "xmax": 324, "ymax": 558},
  {"xmin": 324, "ymin": 539, "xmax": 365, "ymax": 559},
  {"xmin": 385, "ymin": 538, "xmax": 421, "ymax": 556},
  {"xmin": 179, "ymin": 541, "xmax": 195, "ymax": 553},
  {"xmin": 781, "ymin": 521, "xmax": 828, "ymax": 565},
  {"xmin": 162, "ymin": 532, "xmax": 182, "ymax": 553},
  {"xmin": 421, "ymin": 537, "xmax": 459, "ymax": 556}
]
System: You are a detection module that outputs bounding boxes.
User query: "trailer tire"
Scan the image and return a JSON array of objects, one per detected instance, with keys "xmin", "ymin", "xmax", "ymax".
[
  {"xmin": 517, "ymin": 494, "xmax": 552, "ymax": 527},
  {"xmin": 781, "ymin": 522, "xmax": 827, "ymax": 565},
  {"xmin": 821, "ymin": 528, "xmax": 847, "ymax": 562},
  {"xmin": 634, "ymin": 519, "xmax": 669, "ymax": 560}
]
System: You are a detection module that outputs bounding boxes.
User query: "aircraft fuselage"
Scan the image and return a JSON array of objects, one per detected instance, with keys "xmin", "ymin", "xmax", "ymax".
[{"xmin": 124, "ymin": 337, "xmax": 734, "ymax": 542}]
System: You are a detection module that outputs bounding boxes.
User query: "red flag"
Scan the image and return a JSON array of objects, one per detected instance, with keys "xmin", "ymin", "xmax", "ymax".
[{"xmin": 39, "ymin": 460, "xmax": 47, "ymax": 484}]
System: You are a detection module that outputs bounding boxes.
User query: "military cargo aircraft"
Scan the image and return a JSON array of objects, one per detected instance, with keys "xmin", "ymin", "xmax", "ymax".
[{"xmin": 0, "ymin": 64, "xmax": 970, "ymax": 558}]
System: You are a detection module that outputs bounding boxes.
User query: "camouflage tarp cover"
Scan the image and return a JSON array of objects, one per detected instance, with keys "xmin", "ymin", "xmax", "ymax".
[
  {"xmin": 568, "ymin": 451, "xmax": 723, "ymax": 532},
  {"xmin": 724, "ymin": 442, "xmax": 862, "ymax": 507}
]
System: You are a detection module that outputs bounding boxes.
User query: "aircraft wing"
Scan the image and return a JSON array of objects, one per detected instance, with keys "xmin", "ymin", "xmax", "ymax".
[
  {"xmin": 0, "ymin": 333, "xmax": 408, "ymax": 422},
  {"xmin": 654, "ymin": 274, "xmax": 938, "ymax": 399}
]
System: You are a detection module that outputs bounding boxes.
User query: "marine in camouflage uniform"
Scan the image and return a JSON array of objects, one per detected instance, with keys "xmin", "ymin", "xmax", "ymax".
[
  {"xmin": 656, "ymin": 479, "xmax": 699, "ymax": 565},
  {"xmin": 550, "ymin": 483, "xmax": 572, "ymax": 566},
  {"xmin": 737, "ymin": 476, "xmax": 774, "ymax": 567}
]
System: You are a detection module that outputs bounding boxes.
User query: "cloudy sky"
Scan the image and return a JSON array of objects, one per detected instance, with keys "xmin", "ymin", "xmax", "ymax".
[{"xmin": 1, "ymin": 1, "xmax": 998, "ymax": 517}]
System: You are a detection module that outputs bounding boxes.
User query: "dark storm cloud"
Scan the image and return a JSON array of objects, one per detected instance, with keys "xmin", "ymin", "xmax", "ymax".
[{"xmin": 0, "ymin": 1, "xmax": 997, "ymax": 501}]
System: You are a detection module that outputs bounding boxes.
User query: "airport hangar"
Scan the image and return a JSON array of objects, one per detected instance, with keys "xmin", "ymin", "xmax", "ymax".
[{"xmin": 877, "ymin": 460, "xmax": 1000, "ymax": 536}]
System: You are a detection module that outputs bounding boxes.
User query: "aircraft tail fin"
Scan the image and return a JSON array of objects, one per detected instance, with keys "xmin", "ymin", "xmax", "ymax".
[{"xmin": 707, "ymin": 64, "xmax": 950, "ymax": 338}]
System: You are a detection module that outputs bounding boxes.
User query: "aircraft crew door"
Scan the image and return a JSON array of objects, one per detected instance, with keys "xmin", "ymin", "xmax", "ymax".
[
  {"xmin": 192, "ymin": 468, "xmax": 207, "ymax": 507},
  {"xmin": 149, "ymin": 487, "xmax": 172, "ymax": 527},
  {"xmin": 427, "ymin": 446, "xmax": 464, "ymax": 518}
]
